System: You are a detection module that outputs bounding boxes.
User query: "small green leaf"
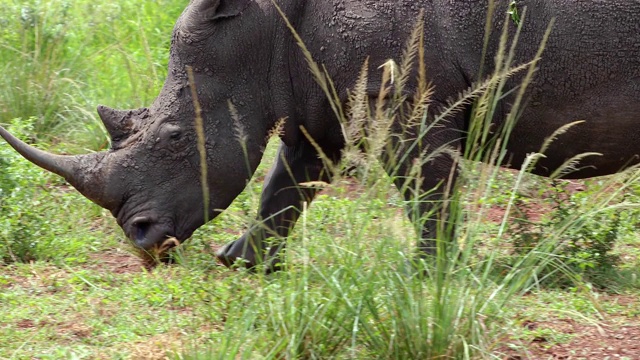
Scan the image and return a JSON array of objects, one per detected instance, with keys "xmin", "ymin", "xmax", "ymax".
[{"xmin": 508, "ymin": 1, "xmax": 521, "ymax": 26}]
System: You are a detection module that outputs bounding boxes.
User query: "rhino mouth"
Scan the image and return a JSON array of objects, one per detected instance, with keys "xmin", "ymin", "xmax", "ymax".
[{"xmin": 127, "ymin": 218, "xmax": 184, "ymax": 266}]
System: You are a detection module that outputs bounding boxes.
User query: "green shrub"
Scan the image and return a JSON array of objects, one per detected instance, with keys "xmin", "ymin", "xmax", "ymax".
[
  {"xmin": 0, "ymin": 118, "xmax": 52, "ymax": 262},
  {"xmin": 508, "ymin": 179, "xmax": 634, "ymax": 287},
  {"xmin": 0, "ymin": 118, "xmax": 106, "ymax": 263}
]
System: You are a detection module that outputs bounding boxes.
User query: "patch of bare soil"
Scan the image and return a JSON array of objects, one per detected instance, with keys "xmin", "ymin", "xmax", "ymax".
[
  {"xmin": 16, "ymin": 319, "xmax": 36, "ymax": 329},
  {"xmin": 55, "ymin": 319, "xmax": 93, "ymax": 340},
  {"xmin": 498, "ymin": 294, "xmax": 640, "ymax": 359},
  {"xmin": 500, "ymin": 318, "xmax": 640, "ymax": 359},
  {"xmin": 484, "ymin": 199, "xmax": 549, "ymax": 224},
  {"xmin": 319, "ymin": 177, "xmax": 366, "ymax": 199},
  {"xmin": 1, "ymin": 269, "xmax": 28, "ymax": 290},
  {"xmin": 87, "ymin": 249, "xmax": 149, "ymax": 274}
]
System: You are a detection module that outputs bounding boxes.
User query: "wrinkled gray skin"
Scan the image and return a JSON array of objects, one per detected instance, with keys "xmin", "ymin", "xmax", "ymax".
[{"xmin": 1, "ymin": 0, "xmax": 639, "ymax": 270}]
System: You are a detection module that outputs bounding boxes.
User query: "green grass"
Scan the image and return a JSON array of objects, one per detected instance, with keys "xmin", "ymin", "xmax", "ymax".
[
  {"xmin": 1, "ymin": 1, "xmax": 640, "ymax": 359},
  {"xmin": 0, "ymin": 0, "xmax": 184, "ymax": 150},
  {"xmin": 1, "ymin": 150, "xmax": 639, "ymax": 358}
]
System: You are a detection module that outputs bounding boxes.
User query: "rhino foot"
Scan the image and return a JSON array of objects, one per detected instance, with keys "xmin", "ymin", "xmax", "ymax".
[{"xmin": 215, "ymin": 238, "xmax": 284, "ymax": 274}]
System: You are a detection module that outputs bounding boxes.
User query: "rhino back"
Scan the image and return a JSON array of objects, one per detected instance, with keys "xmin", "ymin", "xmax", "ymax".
[
  {"xmin": 500, "ymin": 1, "xmax": 640, "ymax": 177},
  {"xmin": 287, "ymin": 0, "xmax": 471, "ymax": 145},
  {"xmin": 282, "ymin": 1, "xmax": 639, "ymax": 177}
]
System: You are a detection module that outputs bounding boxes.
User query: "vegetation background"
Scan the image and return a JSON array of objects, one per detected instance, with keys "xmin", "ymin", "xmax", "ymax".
[{"xmin": 1, "ymin": 0, "xmax": 639, "ymax": 359}]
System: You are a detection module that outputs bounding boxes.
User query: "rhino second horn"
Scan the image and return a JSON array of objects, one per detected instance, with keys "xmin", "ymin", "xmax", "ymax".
[
  {"xmin": 97, "ymin": 105, "xmax": 133, "ymax": 141},
  {"xmin": 182, "ymin": 0, "xmax": 251, "ymax": 32},
  {"xmin": 0, "ymin": 125, "xmax": 111, "ymax": 209}
]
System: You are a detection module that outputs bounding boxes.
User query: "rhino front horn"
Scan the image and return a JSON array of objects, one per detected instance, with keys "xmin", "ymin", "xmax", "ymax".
[{"xmin": 0, "ymin": 125, "xmax": 112, "ymax": 209}]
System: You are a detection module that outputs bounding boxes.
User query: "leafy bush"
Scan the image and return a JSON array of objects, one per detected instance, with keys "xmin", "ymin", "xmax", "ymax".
[
  {"xmin": 0, "ymin": 118, "xmax": 52, "ymax": 262},
  {"xmin": 508, "ymin": 179, "xmax": 634, "ymax": 286},
  {"xmin": 0, "ymin": 118, "xmax": 105, "ymax": 263}
]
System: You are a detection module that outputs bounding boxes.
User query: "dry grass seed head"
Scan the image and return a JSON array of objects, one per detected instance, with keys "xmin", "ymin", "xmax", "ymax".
[{"xmin": 268, "ymin": 117, "xmax": 287, "ymax": 140}]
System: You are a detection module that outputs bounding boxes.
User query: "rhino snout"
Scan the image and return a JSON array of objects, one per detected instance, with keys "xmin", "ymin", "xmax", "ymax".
[
  {"xmin": 132, "ymin": 217, "xmax": 152, "ymax": 245},
  {"xmin": 128, "ymin": 216, "xmax": 172, "ymax": 250}
]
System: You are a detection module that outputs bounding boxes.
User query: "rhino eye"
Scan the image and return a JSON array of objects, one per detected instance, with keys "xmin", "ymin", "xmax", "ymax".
[
  {"xmin": 161, "ymin": 123, "xmax": 180, "ymax": 138},
  {"xmin": 169, "ymin": 131, "xmax": 182, "ymax": 141}
]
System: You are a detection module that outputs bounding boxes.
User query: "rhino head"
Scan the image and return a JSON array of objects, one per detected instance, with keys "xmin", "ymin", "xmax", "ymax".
[{"xmin": 0, "ymin": 0, "xmax": 277, "ymax": 253}]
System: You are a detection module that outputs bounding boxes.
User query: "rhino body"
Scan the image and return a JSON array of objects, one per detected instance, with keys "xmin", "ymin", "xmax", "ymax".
[{"xmin": 1, "ymin": 0, "xmax": 639, "ymax": 269}]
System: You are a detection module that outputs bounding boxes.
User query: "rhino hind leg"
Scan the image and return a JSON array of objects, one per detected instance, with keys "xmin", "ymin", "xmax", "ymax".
[{"xmin": 216, "ymin": 140, "xmax": 340, "ymax": 272}]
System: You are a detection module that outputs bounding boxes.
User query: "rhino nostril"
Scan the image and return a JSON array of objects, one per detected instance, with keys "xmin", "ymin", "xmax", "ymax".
[{"xmin": 132, "ymin": 217, "xmax": 152, "ymax": 240}]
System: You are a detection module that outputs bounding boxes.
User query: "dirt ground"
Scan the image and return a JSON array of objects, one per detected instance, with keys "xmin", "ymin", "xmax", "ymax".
[
  {"xmin": 501, "ymin": 316, "xmax": 640, "ymax": 359},
  {"xmin": 485, "ymin": 177, "xmax": 640, "ymax": 359}
]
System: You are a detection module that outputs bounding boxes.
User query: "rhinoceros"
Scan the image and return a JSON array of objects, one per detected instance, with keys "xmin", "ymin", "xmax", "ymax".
[{"xmin": 1, "ymin": 0, "xmax": 639, "ymax": 270}]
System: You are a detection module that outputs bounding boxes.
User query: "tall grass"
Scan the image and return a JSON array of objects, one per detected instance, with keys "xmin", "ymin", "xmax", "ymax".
[
  {"xmin": 176, "ymin": 2, "xmax": 640, "ymax": 358},
  {"xmin": 178, "ymin": 3, "xmax": 568, "ymax": 359},
  {"xmin": 0, "ymin": 0, "xmax": 184, "ymax": 150}
]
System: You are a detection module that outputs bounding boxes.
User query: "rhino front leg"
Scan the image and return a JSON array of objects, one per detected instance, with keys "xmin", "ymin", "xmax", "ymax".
[
  {"xmin": 395, "ymin": 158, "xmax": 459, "ymax": 257},
  {"xmin": 383, "ymin": 126, "xmax": 462, "ymax": 258},
  {"xmin": 216, "ymin": 140, "xmax": 338, "ymax": 271}
]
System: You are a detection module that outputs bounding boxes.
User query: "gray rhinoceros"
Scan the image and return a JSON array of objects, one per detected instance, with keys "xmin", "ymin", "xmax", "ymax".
[{"xmin": 1, "ymin": 0, "xmax": 639, "ymax": 270}]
